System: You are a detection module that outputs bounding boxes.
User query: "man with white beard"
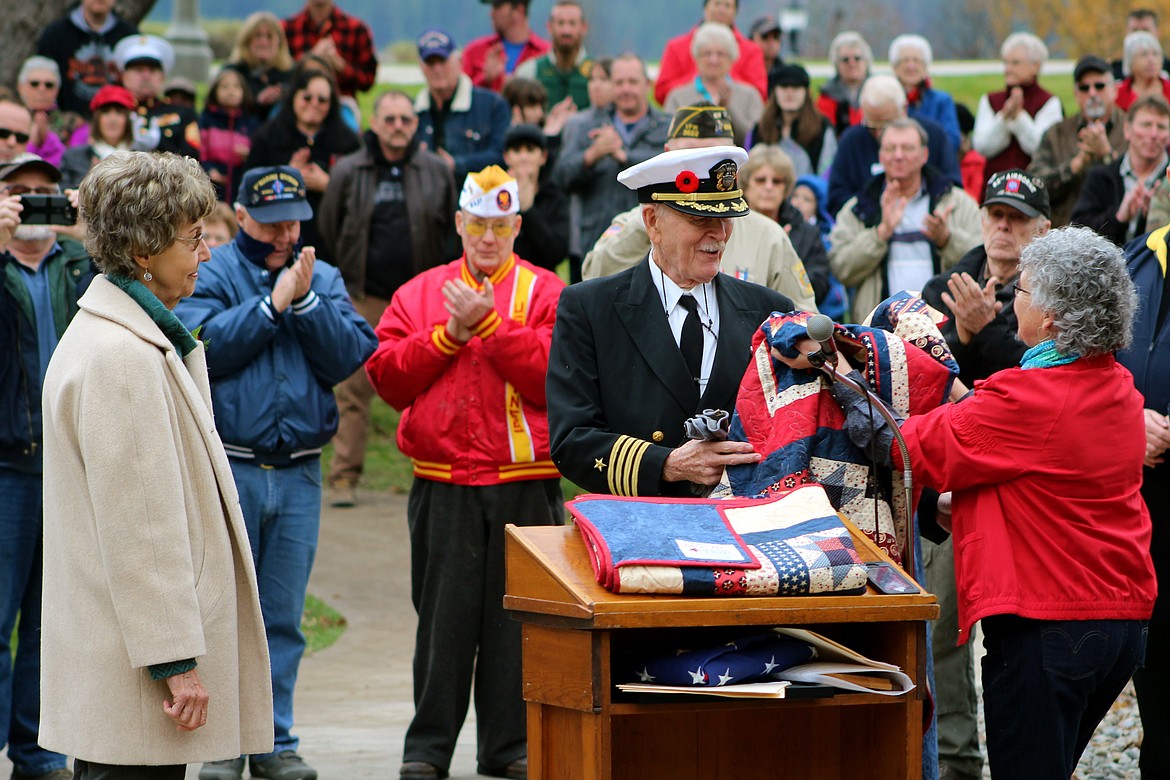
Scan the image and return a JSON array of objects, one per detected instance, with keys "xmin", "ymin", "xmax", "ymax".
[{"xmin": 0, "ymin": 154, "xmax": 95, "ymax": 780}]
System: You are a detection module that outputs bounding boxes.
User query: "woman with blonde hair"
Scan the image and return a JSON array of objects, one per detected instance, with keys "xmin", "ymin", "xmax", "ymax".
[{"xmin": 225, "ymin": 11, "xmax": 294, "ymax": 120}]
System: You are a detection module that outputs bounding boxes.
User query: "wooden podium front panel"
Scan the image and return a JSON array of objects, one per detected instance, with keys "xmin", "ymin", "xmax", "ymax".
[{"xmin": 506, "ymin": 524, "xmax": 935, "ymax": 779}]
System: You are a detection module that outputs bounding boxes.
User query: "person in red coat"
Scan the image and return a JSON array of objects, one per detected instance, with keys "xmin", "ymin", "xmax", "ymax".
[
  {"xmin": 779, "ymin": 225, "xmax": 1155, "ymax": 778},
  {"xmin": 653, "ymin": 0, "xmax": 766, "ymax": 105},
  {"xmin": 462, "ymin": 0, "xmax": 550, "ymax": 93},
  {"xmin": 367, "ymin": 165, "xmax": 565, "ymax": 780}
]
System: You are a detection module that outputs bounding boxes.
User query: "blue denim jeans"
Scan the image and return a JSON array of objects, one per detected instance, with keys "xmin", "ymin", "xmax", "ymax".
[
  {"xmin": 0, "ymin": 468, "xmax": 67, "ymax": 775},
  {"xmin": 981, "ymin": 614, "xmax": 1147, "ymax": 780},
  {"xmin": 229, "ymin": 459, "xmax": 322, "ymax": 759}
]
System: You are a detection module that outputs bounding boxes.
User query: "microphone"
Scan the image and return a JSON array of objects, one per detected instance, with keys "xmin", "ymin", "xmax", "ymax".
[
  {"xmin": 802, "ymin": 313, "xmax": 919, "ymax": 580},
  {"xmin": 805, "ymin": 313, "xmax": 838, "ymax": 367}
]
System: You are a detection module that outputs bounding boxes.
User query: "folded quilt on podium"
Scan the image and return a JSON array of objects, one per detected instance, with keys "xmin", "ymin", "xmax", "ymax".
[{"xmin": 568, "ymin": 484, "xmax": 868, "ymax": 596}]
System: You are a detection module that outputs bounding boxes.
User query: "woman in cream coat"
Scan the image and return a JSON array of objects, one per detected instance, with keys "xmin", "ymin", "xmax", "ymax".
[{"xmin": 39, "ymin": 152, "xmax": 272, "ymax": 779}]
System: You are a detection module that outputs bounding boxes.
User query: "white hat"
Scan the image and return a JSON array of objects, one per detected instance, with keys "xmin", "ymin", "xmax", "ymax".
[
  {"xmin": 618, "ymin": 146, "xmax": 750, "ymax": 218},
  {"xmin": 459, "ymin": 165, "xmax": 520, "ymax": 218},
  {"xmin": 113, "ymin": 35, "xmax": 176, "ymax": 73}
]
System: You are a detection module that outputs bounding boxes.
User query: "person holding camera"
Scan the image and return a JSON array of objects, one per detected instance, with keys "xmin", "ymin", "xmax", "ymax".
[{"xmin": 0, "ymin": 153, "xmax": 95, "ymax": 780}]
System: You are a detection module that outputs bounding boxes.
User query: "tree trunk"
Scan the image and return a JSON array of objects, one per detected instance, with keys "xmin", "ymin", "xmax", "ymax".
[{"xmin": 1, "ymin": 0, "xmax": 158, "ymax": 91}]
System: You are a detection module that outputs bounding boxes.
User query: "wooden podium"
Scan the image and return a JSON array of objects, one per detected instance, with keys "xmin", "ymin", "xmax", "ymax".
[{"xmin": 504, "ymin": 519, "xmax": 938, "ymax": 779}]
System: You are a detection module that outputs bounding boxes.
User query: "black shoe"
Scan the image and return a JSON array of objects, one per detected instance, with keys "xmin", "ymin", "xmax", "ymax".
[
  {"xmin": 477, "ymin": 757, "xmax": 527, "ymax": 779},
  {"xmin": 198, "ymin": 757, "xmax": 245, "ymax": 780},
  {"xmin": 249, "ymin": 751, "xmax": 318, "ymax": 780},
  {"xmin": 399, "ymin": 762, "xmax": 449, "ymax": 780}
]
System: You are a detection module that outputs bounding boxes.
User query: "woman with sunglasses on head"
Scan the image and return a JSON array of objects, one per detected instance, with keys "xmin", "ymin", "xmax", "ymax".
[{"xmin": 246, "ymin": 67, "xmax": 360, "ymax": 254}]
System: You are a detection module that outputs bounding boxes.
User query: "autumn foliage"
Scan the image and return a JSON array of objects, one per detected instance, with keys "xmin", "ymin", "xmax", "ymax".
[{"xmin": 973, "ymin": 0, "xmax": 1170, "ymax": 58}]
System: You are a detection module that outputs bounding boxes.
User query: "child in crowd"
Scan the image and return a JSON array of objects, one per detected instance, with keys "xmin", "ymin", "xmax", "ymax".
[
  {"xmin": 199, "ymin": 67, "xmax": 260, "ymax": 202},
  {"xmin": 204, "ymin": 201, "xmax": 239, "ymax": 248}
]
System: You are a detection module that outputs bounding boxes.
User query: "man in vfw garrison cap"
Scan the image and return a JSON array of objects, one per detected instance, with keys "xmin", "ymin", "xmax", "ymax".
[
  {"xmin": 547, "ymin": 146, "xmax": 795, "ymax": 497},
  {"xmin": 365, "ymin": 166, "xmax": 565, "ymax": 780},
  {"xmin": 581, "ymin": 102, "xmax": 816, "ymax": 310}
]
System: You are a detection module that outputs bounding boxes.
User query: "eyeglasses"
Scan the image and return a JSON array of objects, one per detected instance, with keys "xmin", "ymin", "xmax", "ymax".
[
  {"xmin": 298, "ymin": 93, "xmax": 331, "ymax": 104},
  {"xmin": 0, "ymin": 128, "xmax": 31, "ymax": 144},
  {"xmin": 379, "ymin": 114, "xmax": 416, "ymax": 125},
  {"xmin": 27, "ymin": 80, "xmax": 57, "ymax": 89},
  {"xmin": 464, "ymin": 219, "xmax": 514, "ymax": 238},
  {"xmin": 173, "ymin": 233, "xmax": 207, "ymax": 250},
  {"xmin": 839, "ymin": 55, "xmax": 864, "ymax": 64},
  {"xmin": 3, "ymin": 184, "xmax": 59, "ymax": 195},
  {"xmin": 864, "ymin": 119, "xmax": 893, "ymax": 132},
  {"xmin": 1076, "ymin": 82, "xmax": 1110, "ymax": 93},
  {"xmin": 1010, "ymin": 279, "xmax": 1031, "ymax": 297}
]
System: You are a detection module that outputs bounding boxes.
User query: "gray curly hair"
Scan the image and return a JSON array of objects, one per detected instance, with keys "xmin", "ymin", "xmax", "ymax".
[
  {"xmin": 1018, "ymin": 226, "xmax": 1137, "ymax": 356},
  {"xmin": 78, "ymin": 151, "xmax": 216, "ymax": 277}
]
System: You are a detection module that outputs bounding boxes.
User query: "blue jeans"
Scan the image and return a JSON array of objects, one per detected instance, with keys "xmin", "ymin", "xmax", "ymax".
[
  {"xmin": 981, "ymin": 615, "xmax": 1147, "ymax": 780},
  {"xmin": 229, "ymin": 459, "xmax": 322, "ymax": 759},
  {"xmin": 0, "ymin": 468, "xmax": 66, "ymax": 775}
]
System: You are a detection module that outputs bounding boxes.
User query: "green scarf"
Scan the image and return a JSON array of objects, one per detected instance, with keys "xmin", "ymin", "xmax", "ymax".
[
  {"xmin": 105, "ymin": 274, "xmax": 199, "ymax": 358},
  {"xmin": 1019, "ymin": 338, "xmax": 1079, "ymax": 370}
]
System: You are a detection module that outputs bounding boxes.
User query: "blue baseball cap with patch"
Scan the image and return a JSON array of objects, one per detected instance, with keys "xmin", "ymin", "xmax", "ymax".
[
  {"xmin": 237, "ymin": 166, "xmax": 313, "ymax": 223},
  {"xmin": 417, "ymin": 29, "xmax": 456, "ymax": 61}
]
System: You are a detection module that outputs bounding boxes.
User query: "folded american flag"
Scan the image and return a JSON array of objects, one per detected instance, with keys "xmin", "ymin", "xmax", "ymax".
[{"xmin": 628, "ymin": 631, "xmax": 816, "ymax": 687}]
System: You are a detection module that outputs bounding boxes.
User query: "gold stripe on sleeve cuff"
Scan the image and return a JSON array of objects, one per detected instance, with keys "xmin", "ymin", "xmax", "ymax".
[
  {"xmin": 431, "ymin": 324, "xmax": 464, "ymax": 356},
  {"xmin": 473, "ymin": 310, "xmax": 503, "ymax": 339},
  {"xmin": 607, "ymin": 435, "xmax": 651, "ymax": 496}
]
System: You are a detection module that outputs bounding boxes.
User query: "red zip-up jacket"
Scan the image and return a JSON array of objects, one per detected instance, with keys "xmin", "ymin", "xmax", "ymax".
[
  {"xmin": 897, "ymin": 355, "xmax": 1157, "ymax": 643},
  {"xmin": 366, "ymin": 254, "xmax": 564, "ymax": 485}
]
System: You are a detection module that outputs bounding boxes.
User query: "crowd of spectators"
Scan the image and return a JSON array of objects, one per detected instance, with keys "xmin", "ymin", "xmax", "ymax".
[{"xmin": 4, "ymin": 1, "xmax": 1170, "ymax": 780}]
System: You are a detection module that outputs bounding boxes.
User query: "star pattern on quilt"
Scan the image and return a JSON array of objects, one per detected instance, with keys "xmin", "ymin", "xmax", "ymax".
[{"xmin": 636, "ymin": 667, "xmax": 655, "ymax": 682}]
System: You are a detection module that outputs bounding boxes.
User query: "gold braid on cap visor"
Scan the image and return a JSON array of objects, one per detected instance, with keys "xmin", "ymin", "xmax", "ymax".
[{"xmin": 650, "ymin": 189, "xmax": 744, "ymax": 202}]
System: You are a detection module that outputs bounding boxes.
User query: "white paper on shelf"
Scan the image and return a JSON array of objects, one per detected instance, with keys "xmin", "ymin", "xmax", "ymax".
[
  {"xmin": 616, "ymin": 681, "xmax": 792, "ymax": 699},
  {"xmin": 775, "ymin": 662, "xmax": 915, "ymax": 696}
]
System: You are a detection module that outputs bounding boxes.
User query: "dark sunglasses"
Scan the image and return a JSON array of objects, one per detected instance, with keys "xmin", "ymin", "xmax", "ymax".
[
  {"xmin": 839, "ymin": 55, "xmax": 864, "ymax": 64},
  {"xmin": 1076, "ymin": 82, "xmax": 1110, "ymax": 93},
  {"xmin": 28, "ymin": 80, "xmax": 57, "ymax": 89},
  {"xmin": 0, "ymin": 128, "xmax": 31, "ymax": 144}
]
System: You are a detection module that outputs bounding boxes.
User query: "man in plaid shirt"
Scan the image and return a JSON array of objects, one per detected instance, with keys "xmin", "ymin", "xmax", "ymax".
[{"xmin": 283, "ymin": 0, "xmax": 377, "ymax": 97}]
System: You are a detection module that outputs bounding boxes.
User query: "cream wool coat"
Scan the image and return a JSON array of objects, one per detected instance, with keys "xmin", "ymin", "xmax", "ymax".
[{"xmin": 39, "ymin": 275, "xmax": 273, "ymax": 765}]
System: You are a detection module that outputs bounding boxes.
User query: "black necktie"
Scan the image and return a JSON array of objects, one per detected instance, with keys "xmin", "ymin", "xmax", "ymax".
[{"xmin": 679, "ymin": 294, "xmax": 703, "ymax": 387}]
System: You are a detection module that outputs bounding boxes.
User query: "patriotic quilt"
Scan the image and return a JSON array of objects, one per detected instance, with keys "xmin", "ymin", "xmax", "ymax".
[
  {"xmin": 568, "ymin": 484, "xmax": 868, "ymax": 596},
  {"xmin": 714, "ymin": 293, "xmax": 959, "ymax": 565}
]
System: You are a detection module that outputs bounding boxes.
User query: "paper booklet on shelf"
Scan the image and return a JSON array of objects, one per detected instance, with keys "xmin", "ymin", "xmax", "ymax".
[
  {"xmin": 771, "ymin": 627, "xmax": 915, "ymax": 696},
  {"xmin": 616, "ymin": 681, "xmax": 792, "ymax": 699}
]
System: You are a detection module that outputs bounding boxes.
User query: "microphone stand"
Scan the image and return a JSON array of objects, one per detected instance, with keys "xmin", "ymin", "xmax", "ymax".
[{"xmin": 807, "ymin": 350, "xmax": 918, "ymax": 581}]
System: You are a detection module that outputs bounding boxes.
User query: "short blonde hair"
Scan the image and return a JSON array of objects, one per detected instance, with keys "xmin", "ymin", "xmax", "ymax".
[
  {"xmin": 741, "ymin": 144, "xmax": 796, "ymax": 199},
  {"xmin": 230, "ymin": 12, "xmax": 294, "ymax": 71},
  {"xmin": 79, "ymin": 152, "xmax": 217, "ymax": 277}
]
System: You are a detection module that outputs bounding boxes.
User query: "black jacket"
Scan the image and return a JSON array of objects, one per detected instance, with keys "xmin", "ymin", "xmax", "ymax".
[
  {"xmin": 778, "ymin": 200, "xmax": 830, "ymax": 304},
  {"xmin": 37, "ymin": 12, "xmax": 137, "ymax": 116},
  {"xmin": 0, "ymin": 242, "xmax": 95, "ymax": 467},
  {"xmin": 547, "ymin": 258, "xmax": 792, "ymax": 497},
  {"xmin": 920, "ymin": 245, "xmax": 1025, "ymax": 388},
  {"xmin": 513, "ymin": 175, "xmax": 569, "ymax": 271},
  {"xmin": 1072, "ymin": 157, "xmax": 1168, "ymax": 246}
]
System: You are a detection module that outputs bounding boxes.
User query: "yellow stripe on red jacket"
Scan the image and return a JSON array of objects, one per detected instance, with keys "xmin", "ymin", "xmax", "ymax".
[{"xmin": 367, "ymin": 254, "xmax": 565, "ymax": 486}]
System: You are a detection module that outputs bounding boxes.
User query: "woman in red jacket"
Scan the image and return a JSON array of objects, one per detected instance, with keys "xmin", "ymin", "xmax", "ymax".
[{"xmin": 779, "ymin": 226, "xmax": 1155, "ymax": 779}]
